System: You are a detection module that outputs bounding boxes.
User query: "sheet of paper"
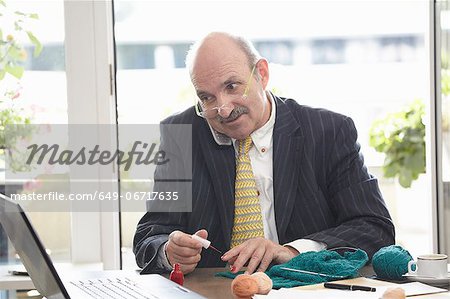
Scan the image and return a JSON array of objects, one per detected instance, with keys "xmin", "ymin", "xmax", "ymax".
[
  {"xmin": 400, "ymin": 282, "xmax": 447, "ymax": 296},
  {"xmin": 254, "ymin": 282, "xmax": 447, "ymax": 298},
  {"xmin": 254, "ymin": 288, "xmax": 380, "ymax": 299}
]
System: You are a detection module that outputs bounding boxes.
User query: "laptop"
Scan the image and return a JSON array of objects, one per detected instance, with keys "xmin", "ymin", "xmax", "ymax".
[{"xmin": 0, "ymin": 193, "xmax": 206, "ymax": 299}]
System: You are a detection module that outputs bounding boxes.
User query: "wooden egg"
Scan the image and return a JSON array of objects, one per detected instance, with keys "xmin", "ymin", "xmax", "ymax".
[
  {"xmin": 250, "ymin": 272, "xmax": 273, "ymax": 294},
  {"xmin": 231, "ymin": 274, "xmax": 259, "ymax": 299},
  {"xmin": 382, "ymin": 287, "xmax": 406, "ymax": 299}
]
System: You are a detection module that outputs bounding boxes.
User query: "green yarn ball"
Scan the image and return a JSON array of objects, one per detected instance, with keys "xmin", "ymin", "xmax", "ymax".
[{"xmin": 372, "ymin": 245, "xmax": 413, "ymax": 280}]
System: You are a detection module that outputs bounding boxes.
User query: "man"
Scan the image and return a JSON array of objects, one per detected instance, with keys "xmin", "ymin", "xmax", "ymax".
[{"xmin": 134, "ymin": 32, "xmax": 395, "ymax": 275}]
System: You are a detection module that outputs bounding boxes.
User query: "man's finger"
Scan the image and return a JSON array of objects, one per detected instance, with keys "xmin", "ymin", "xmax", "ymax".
[
  {"xmin": 221, "ymin": 244, "xmax": 243, "ymax": 262},
  {"xmin": 244, "ymin": 245, "xmax": 265, "ymax": 274},
  {"xmin": 169, "ymin": 252, "xmax": 201, "ymax": 265},
  {"xmin": 227, "ymin": 256, "xmax": 238, "ymax": 266},
  {"xmin": 230, "ymin": 241, "xmax": 259, "ymax": 273},
  {"xmin": 194, "ymin": 229, "xmax": 208, "ymax": 240},
  {"xmin": 169, "ymin": 231, "xmax": 202, "ymax": 249},
  {"xmin": 168, "ymin": 243, "xmax": 201, "ymax": 257},
  {"xmin": 257, "ymin": 249, "xmax": 275, "ymax": 272}
]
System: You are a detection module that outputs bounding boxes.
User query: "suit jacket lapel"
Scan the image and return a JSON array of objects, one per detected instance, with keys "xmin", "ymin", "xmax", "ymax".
[
  {"xmin": 272, "ymin": 95, "xmax": 304, "ymax": 243},
  {"xmin": 197, "ymin": 119, "xmax": 235, "ymax": 250}
]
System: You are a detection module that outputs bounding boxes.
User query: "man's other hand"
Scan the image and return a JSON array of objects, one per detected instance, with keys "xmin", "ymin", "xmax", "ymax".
[
  {"xmin": 165, "ymin": 229, "xmax": 207, "ymax": 274},
  {"xmin": 221, "ymin": 237, "xmax": 299, "ymax": 274}
]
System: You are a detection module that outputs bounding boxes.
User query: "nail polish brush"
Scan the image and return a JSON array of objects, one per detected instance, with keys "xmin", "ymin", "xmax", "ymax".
[{"xmin": 191, "ymin": 234, "xmax": 222, "ymax": 254}]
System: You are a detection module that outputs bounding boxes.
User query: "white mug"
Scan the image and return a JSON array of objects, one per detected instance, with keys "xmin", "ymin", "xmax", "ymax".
[{"xmin": 408, "ymin": 254, "xmax": 448, "ymax": 278}]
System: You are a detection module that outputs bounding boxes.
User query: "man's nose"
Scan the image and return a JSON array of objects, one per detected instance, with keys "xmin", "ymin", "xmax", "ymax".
[
  {"xmin": 217, "ymin": 104, "xmax": 233, "ymax": 118},
  {"xmin": 216, "ymin": 93, "xmax": 233, "ymax": 118}
]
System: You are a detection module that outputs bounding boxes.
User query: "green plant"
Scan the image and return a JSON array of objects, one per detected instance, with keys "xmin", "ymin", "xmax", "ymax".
[
  {"xmin": 0, "ymin": 0, "xmax": 42, "ymax": 81},
  {"xmin": 369, "ymin": 100, "xmax": 425, "ymax": 188},
  {"xmin": 0, "ymin": 0, "xmax": 40, "ymax": 168}
]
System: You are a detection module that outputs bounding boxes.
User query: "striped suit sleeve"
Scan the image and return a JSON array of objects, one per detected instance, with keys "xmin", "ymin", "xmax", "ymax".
[
  {"xmin": 304, "ymin": 116, "xmax": 395, "ymax": 258},
  {"xmin": 133, "ymin": 121, "xmax": 188, "ymax": 274}
]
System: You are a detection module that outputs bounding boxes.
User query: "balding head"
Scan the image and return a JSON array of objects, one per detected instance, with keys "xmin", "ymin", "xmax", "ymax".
[
  {"xmin": 185, "ymin": 32, "xmax": 261, "ymax": 77},
  {"xmin": 186, "ymin": 32, "xmax": 271, "ymax": 140}
]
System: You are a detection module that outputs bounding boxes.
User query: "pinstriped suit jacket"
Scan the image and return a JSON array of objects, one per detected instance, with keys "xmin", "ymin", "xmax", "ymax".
[{"xmin": 134, "ymin": 94, "xmax": 395, "ymax": 274}]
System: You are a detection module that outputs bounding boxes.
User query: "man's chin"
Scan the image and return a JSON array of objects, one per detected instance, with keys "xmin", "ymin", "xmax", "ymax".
[
  {"xmin": 212, "ymin": 118, "xmax": 252, "ymax": 140},
  {"xmin": 222, "ymin": 128, "xmax": 252, "ymax": 140}
]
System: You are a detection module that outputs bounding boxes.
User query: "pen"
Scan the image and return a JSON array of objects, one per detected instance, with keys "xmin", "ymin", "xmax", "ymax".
[{"xmin": 324, "ymin": 282, "xmax": 376, "ymax": 292}]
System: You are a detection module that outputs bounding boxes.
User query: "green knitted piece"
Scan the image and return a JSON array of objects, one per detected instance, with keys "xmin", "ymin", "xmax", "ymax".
[
  {"xmin": 216, "ymin": 249, "xmax": 369, "ymax": 289},
  {"xmin": 215, "ymin": 270, "xmax": 244, "ymax": 279},
  {"xmin": 268, "ymin": 249, "xmax": 368, "ymax": 288}
]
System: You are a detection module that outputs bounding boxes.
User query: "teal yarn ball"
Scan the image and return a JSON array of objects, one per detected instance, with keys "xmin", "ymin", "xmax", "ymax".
[{"xmin": 372, "ymin": 245, "xmax": 413, "ymax": 280}]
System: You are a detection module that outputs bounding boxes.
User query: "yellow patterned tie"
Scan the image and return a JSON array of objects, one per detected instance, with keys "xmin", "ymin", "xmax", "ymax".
[{"xmin": 230, "ymin": 136, "xmax": 265, "ymax": 248}]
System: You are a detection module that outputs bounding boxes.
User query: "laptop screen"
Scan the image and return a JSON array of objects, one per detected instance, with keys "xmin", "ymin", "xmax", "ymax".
[{"xmin": 0, "ymin": 193, "xmax": 69, "ymax": 299}]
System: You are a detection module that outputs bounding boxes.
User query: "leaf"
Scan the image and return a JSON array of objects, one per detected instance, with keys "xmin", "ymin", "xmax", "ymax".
[
  {"xmin": 29, "ymin": 13, "xmax": 39, "ymax": 19},
  {"xmin": 410, "ymin": 151, "xmax": 425, "ymax": 174},
  {"xmin": 14, "ymin": 11, "xmax": 26, "ymax": 16},
  {"xmin": 0, "ymin": 69, "xmax": 5, "ymax": 80},
  {"xmin": 399, "ymin": 175, "xmax": 412, "ymax": 188},
  {"xmin": 369, "ymin": 99, "xmax": 426, "ymax": 188},
  {"xmin": 26, "ymin": 31, "xmax": 42, "ymax": 57},
  {"xmin": 383, "ymin": 164, "xmax": 397, "ymax": 178},
  {"xmin": 14, "ymin": 21, "xmax": 22, "ymax": 31},
  {"xmin": 7, "ymin": 45, "xmax": 22, "ymax": 60},
  {"xmin": 5, "ymin": 64, "xmax": 24, "ymax": 79},
  {"xmin": 0, "ymin": 0, "xmax": 5, "ymax": 7},
  {"xmin": 0, "ymin": 28, "xmax": 2, "ymax": 41},
  {"xmin": 399, "ymin": 169, "xmax": 413, "ymax": 188}
]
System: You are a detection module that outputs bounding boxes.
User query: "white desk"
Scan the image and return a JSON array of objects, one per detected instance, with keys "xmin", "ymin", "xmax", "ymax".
[
  {"xmin": 0, "ymin": 265, "xmax": 33, "ymax": 290},
  {"xmin": 0, "ymin": 263, "xmax": 103, "ymax": 290}
]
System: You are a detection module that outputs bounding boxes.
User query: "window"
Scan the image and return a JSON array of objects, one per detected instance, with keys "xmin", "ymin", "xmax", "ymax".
[
  {"xmin": 113, "ymin": 1, "xmax": 432, "ymax": 269},
  {"xmin": 1, "ymin": 0, "xmax": 118, "ymax": 273},
  {"xmin": 0, "ymin": 0, "xmax": 70, "ymax": 264}
]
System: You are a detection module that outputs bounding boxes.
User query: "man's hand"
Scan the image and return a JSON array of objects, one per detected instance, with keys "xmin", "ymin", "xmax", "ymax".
[
  {"xmin": 221, "ymin": 237, "xmax": 299, "ymax": 274},
  {"xmin": 165, "ymin": 229, "xmax": 207, "ymax": 274}
]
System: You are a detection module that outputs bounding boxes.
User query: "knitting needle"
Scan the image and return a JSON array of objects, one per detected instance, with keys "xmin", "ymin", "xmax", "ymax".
[
  {"xmin": 191, "ymin": 234, "xmax": 222, "ymax": 254},
  {"xmin": 280, "ymin": 267, "xmax": 345, "ymax": 279}
]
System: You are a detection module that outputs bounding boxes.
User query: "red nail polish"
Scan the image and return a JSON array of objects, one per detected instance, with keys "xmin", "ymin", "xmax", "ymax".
[
  {"xmin": 230, "ymin": 265, "xmax": 236, "ymax": 272},
  {"xmin": 169, "ymin": 263, "xmax": 184, "ymax": 286}
]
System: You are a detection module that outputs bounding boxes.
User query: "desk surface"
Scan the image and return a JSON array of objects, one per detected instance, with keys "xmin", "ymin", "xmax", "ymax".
[
  {"xmin": 175, "ymin": 267, "xmax": 450, "ymax": 298},
  {"xmin": 179, "ymin": 268, "xmax": 450, "ymax": 298},
  {"xmin": 178, "ymin": 267, "xmax": 233, "ymax": 299},
  {"xmin": 1, "ymin": 266, "xmax": 450, "ymax": 298}
]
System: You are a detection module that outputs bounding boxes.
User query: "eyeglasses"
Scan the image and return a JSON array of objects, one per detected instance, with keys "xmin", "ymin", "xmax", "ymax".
[{"xmin": 195, "ymin": 63, "xmax": 257, "ymax": 119}]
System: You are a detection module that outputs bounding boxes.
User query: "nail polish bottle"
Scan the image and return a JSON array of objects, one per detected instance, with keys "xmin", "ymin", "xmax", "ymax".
[{"xmin": 169, "ymin": 263, "xmax": 184, "ymax": 286}]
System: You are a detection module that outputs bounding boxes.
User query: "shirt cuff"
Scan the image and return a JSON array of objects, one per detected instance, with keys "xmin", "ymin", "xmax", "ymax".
[
  {"xmin": 284, "ymin": 239, "xmax": 327, "ymax": 254},
  {"xmin": 156, "ymin": 241, "xmax": 173, "ymax": 271}
]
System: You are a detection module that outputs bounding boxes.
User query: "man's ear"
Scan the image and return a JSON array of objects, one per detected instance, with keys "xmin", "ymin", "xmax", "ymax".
[{"xmin": 256, "ymin": 58, "xmax": 269, "ymax": 89}]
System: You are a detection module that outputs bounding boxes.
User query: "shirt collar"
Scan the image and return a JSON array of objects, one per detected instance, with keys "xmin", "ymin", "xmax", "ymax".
[{"xmin": 232, "ymin": 91, "xmax": 276, "ymax": 153}]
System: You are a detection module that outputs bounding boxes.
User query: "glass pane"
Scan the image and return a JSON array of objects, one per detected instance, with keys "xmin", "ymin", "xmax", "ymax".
[
  {"xmin": 0, "ymin": 0, "xmax": 70, "ymax": 265},
  {"xmin": 439, "ymin": 0, "xmax": 450, "ymax": 254},
  {"xmin": 113, "ymin": 1, "xmax": 431, "ymax": 269}
]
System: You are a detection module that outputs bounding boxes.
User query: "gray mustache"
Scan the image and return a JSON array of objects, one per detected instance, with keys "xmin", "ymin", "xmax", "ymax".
[{"xmin": 217, "ymin": 106, "xmax": 249, "ymax": 123}]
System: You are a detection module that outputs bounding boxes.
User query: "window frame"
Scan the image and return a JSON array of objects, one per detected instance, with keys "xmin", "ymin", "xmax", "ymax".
[
  {"xmin": 434, "ymin": 0, "xmax": 449, "ymax": 254},
  {"xmin": 64, "ymin": 0, "xmax": 121, "ymax": 269}
]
